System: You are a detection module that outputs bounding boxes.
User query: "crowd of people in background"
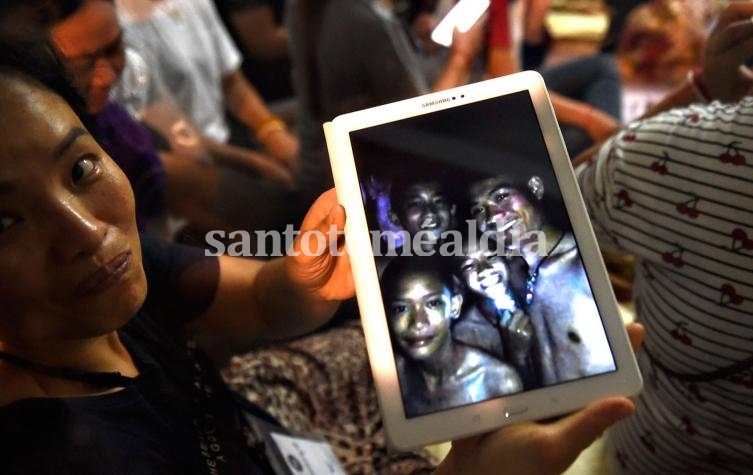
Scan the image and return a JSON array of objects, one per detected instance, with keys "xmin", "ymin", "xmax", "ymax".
[{"xmin": 0, "ymin": 0, "xmax": 751, "ymax": 474}]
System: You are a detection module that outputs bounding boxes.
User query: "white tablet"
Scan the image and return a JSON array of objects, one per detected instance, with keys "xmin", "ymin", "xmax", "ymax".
[{"xmin": 323, "ymin": 71, "xmax": 642, "ymax": 450}]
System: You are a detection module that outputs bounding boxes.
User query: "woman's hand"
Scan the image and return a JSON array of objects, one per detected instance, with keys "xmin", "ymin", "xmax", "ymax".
[
  {"xmin": 436, "ymin": 323, "xmax": 644, "ymax": 475},
  {"xmin": 285, "ymin": 189, "xmax": 354, "ymax": 302},
  {"xmin": 701, "ymin": 2, "xmax": 753, "ymax": 103},
  {"xmin": 436, "ymin": 397, "xmax": 635, "ymax": 475},
  {"xmin": 583, "ymin": 107, "xmax": 621, "ymax": 143}
]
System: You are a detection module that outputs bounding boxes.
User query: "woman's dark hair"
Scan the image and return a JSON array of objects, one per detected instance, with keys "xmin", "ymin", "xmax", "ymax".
[{"xmin": 0, "ymin": 29, "xmax": 95, "ymax": 132}]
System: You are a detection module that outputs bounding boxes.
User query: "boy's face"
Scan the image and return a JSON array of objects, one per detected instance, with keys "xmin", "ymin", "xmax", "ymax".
[
  {"xmin": 387, "ymin": 271, "xmax": 459, "ymax": 361},
  {"xmin": 396, "ymin": 182, "xmax": 454, "ymax": 240},
  {"xmin": 458, "ymin": 240, "xmax": 509, "ymax": 300},
  {"xmin": 468, "ymin": 178, "xmax": 539, "ymax": 247}
]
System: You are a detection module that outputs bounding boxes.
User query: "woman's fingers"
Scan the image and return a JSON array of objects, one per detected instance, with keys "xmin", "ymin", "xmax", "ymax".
[
  {"xmin": 542, "ymin": 397, "xmax": 635, "ymax": 472},
  {"xmin": 626, "ymin": 322, "xmax": 645, "ymax": 353}
]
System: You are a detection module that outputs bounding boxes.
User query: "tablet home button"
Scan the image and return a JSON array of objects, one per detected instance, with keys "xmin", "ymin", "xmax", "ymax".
[{"xmin": 504, "ymin": 405, "xmax": 528, "ymax": 418}]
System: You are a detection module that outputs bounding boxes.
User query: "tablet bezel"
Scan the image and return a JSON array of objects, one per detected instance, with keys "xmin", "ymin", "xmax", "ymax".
[{"xmin": 324, "ymin": 71, "xmax": 642, "ymax": 450}]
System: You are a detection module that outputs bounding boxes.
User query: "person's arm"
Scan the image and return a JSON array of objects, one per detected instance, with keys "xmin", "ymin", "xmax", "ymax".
[
  {"xmin": 201, "ymin": 136, "xmax": 296, "ymax": 189},
  {"xmin": 221, "ymin": 69, "xmax": 299, "ymax": 169},
  {"xmin": 433, "ymin": 16, "xmax": 488, "ymax": 91},
  {"xmin": 435, "ymin": 324, "xmax": 644, "ymax": 475},
  {"xmin": 185, "ymin": 189, "xmax": 352, "ymax": 352},
  {"xmin": 523, "ymin": 0, "xmax": 550, "ymax": 45},
  {"xmin": 228, "ymin": 3, "xmax": 289, "ymax": 60},
  {"xmin": 487, "ymin": 0, "xmax": 518, "ymax": 77},
  {"xmin": 550, "ymin": 92, "xmax": 620, "ymax": 143},
  {"xmin": 139, "ymin": 93, "xmax": 295, "ymax": 187},
  {"xmin": 159, "ymin": 152, "xmax": 219, "ymax": 220},
  {"xmin": 573, "ymin": 1, "xmax": 753, "ymax": 166},
  {"xmin": 488, "ymin": 45, "xmax": 518, "ymax": 77}
]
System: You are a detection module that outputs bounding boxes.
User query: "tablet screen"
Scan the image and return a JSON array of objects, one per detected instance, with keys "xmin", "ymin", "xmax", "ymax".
[{"xmin": 349, "ymin": 91, "xmax": 617, "ymax": 419}]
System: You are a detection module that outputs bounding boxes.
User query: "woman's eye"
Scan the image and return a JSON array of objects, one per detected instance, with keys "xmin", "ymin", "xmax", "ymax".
[
  {"xmin": 72, "ymin": 157, "xmax": 97, "ymax": 183},
  {"xmin": 426, "ymin": 297, "xmax": 442, "ymax": 309},
  {"xmin": 0, "ymin": 215, "xmax": 19, "ymax": 233}
]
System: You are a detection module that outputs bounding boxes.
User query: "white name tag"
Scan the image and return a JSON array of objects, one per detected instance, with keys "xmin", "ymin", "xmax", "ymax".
[{"xmin": 270, "ymin": 433, "xmax": 346, "ymax": 475}]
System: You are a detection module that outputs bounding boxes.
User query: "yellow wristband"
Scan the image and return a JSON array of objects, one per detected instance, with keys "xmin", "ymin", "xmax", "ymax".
[{"xmin": 255, "ymin": 115, "xmax": 286, "ymax": 142}]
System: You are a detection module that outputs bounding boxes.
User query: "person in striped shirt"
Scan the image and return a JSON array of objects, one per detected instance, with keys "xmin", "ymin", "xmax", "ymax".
[{"xmin": 576, "ymin": 3, "xmax": 753, "ymax": 473}]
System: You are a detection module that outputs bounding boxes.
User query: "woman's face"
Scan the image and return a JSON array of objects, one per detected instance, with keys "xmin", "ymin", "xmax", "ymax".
[
  {"xmin": 51, "ymin": 1, "xmax": 125, "ymax": 114},
  {"xmin": 0, "ymin": 77, "xmax": 146, "ymax": 349},
  {"xmin": 387, "ymin": 272, "xmax": 458, "ymax": 361}
]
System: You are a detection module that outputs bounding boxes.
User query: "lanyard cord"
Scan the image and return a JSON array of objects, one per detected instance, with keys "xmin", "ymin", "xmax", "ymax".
[{"xmin": 0, "ymin": 350, "xmax": 137, "ymax": 389}]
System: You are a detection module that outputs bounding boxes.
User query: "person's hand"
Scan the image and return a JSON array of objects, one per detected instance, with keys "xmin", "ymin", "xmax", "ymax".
[
  {"xmin": 700, "ymin": 1, "xmax": 753, "ymax": 102},
  {"xmin": 436, "ymin": 323, "xmax": 645, "ymax": 475},
  {"xmin": 285, "ymin": 189, "xmax": 355, "ymax": 302},
  {"xmin": 169, "ymin": 118, "xmax": 214, "ymax": 164},
  {"xmin": 584, "ymin": 107, "xmax": 621, "ymax": 142},
  {"xmin": 500, "ymin": 309, "xmax": 533, "ymax": 364},
  {"xmin": 450, "ymin": 12, "xmax": 488, "ymax": 68},
  {"xmin": 413, "ymin": 12, "xmax": 441, "ymax": 53},
  {"xmin": 261, "ymin": 129, "xmax": 299, "ymax": 173},
  {"xmin": 228, "ymin": 146, "xmax": 297, "ymax": 190},
  {"xmin": 436, "ymin": 397, "xmax": 634, "ymax": 475}
]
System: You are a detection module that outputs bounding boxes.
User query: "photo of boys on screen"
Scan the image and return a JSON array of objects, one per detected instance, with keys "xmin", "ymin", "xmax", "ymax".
[{"xmin": 349, "ymin": 91, "xmax": 616, "ymax": 419}]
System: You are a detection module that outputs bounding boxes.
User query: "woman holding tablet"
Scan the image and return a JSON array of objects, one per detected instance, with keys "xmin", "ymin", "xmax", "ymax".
[{"xmin": 0, "ymin": 38, "xmax": 642, "ymax": 475}]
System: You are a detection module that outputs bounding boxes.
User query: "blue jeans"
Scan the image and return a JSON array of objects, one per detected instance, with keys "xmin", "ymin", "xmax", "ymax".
[{"xmin": 540, "ymin": 54, "xmax": 622, "ymax": 158}]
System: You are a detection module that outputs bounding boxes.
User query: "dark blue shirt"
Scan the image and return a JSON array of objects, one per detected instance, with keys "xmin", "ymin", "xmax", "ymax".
[{"xmin": 0, "ymin": 236, "xmax": 276, "ymax": 475}]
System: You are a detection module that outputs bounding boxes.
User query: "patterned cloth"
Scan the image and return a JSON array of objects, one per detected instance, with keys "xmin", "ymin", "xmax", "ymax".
[
  {"xmin": 577, "ymin": 98, "xmax": 753, "ymax": 474},
  {"xmin": 223, "ymin": 321, "xmax": 437, "ymax": 475}
]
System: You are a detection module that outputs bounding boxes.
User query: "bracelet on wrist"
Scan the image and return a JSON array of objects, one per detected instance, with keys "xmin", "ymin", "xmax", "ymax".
[
  {"xmin": 687, "ymin": 68, "xmax": 711, "ymax": 103},
  {"xmin": 255, "ymin": 115, "xmax": 286, "ymax": 142}
]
